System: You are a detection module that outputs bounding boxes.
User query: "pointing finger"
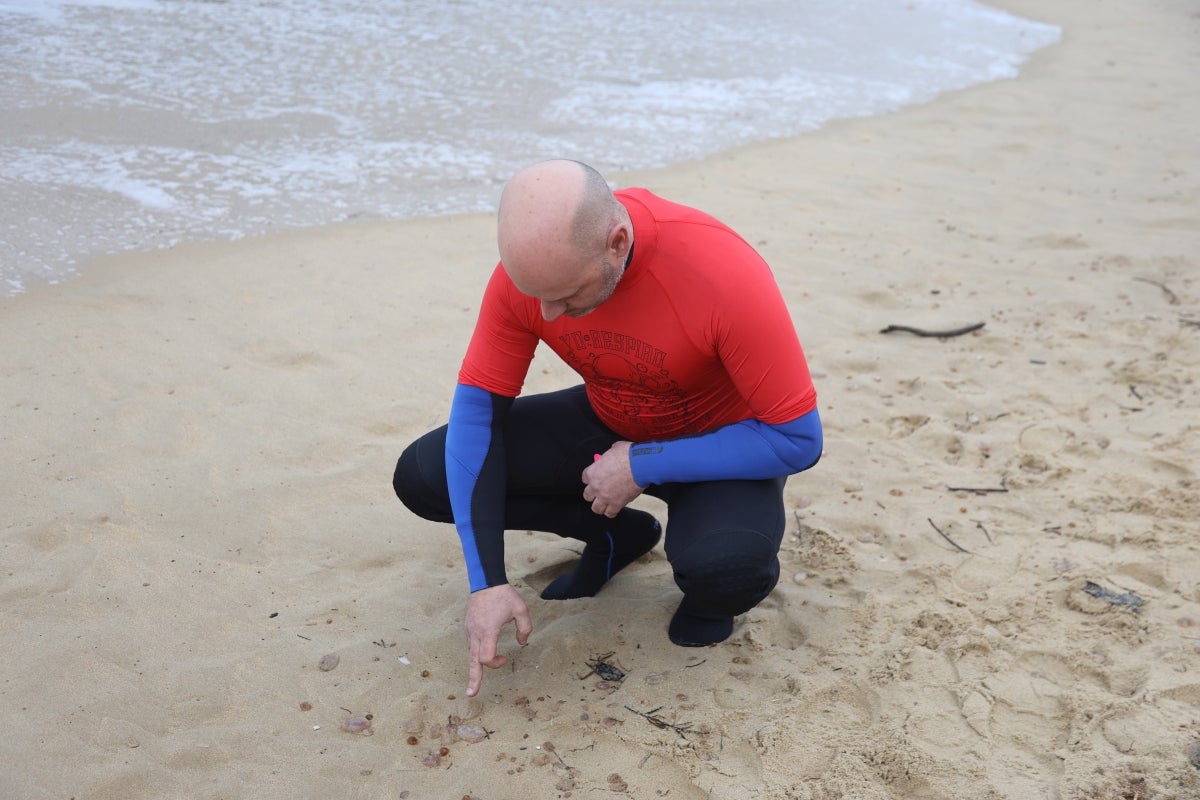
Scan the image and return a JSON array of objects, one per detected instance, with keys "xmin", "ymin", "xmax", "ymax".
[{"xmin": 467, "ymin": 644, "xmax": 483, "ymax": 697}]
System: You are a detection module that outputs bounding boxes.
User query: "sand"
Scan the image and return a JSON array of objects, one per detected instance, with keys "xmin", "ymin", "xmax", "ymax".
[{"xmin": 2, "ymin": 0, "xmax": 1199, "ymax": 798}]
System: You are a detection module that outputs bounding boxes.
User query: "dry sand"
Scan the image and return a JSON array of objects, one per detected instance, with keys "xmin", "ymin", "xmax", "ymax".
[{"xmin": 2, "ymin": 0, "xmax": 1199, "ymax": 798}]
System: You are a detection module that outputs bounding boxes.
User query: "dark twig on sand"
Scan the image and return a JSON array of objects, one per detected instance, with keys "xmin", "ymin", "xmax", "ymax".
[
  {"xmin": 946, "ymin": 481, "xmax": 1008, "ymax": 495},
  {"xmin": 1133, "ymin": 276, "xmax": 1179, "ymax": 305},
  {"xmin": 879, "ymin": 322, "xmax": 985, "ymax": 338},
  {"xmin": 927, "ymin": 518, "xmax": 971, "ymax": 554},
  {"xmin": 545, "ymin": 744, "xmax": 571, "ymax": 770},
  {"xmin": 624, "ymin": 705, "xmax": 693, "ymax": 740}
]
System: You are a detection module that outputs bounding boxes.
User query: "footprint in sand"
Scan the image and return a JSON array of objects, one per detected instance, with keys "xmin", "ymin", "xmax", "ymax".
[{"xmin": 241, "ymin": 339, "xmax": 333, "ymax": 370}]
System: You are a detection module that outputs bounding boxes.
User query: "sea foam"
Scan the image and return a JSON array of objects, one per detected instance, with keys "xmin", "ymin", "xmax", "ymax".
[{"xmin": 0, "ymin": 0, "xmax": 1060, "ymax": 295}]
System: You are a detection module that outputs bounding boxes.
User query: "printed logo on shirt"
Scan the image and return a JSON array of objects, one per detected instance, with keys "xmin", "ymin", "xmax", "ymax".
[
  {"xmin": 558, "ymin": 330, "xmax": 666, "ymax": 368},
  {"xmin": 551, "ymin": 328, "xmax": 701, "ymax": 437}
]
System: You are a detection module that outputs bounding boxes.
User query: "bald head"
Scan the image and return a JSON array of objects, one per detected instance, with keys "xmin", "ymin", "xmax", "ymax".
[{"xmin": 497, "ymin": 160, "xmax": 632, "ymax": 317}]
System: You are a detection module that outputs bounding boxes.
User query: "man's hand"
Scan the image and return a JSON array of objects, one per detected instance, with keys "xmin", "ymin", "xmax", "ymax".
[
  {"xmin": 464, "ymin": 584, "xmax": 532, "ymax": 698},
  {"xmin": 582, "ymin": 441, "xmax": 645, "ymax": 518}
]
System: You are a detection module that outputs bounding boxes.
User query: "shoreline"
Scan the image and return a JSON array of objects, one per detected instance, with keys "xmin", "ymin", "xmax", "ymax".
[
  {"xmin": 1, "ymin": 0, "xmax": 1061, "ymax": 303},
  {"xmin": 3, "ymin": 1, "xmax": 1199, "ymax": 799}
]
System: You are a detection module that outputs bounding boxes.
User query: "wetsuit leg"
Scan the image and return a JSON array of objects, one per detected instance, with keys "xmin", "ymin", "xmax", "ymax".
[
  {"xmin": 395, "ymin": 385, "xmax": 616, "ymax": 520},
  {"xmin": 393, "ymin": 386, "xmax": 661, "ymax": 593},
  {"xmin": 649, "ymin": 476, "xmax": 786, "ymax": 646}
]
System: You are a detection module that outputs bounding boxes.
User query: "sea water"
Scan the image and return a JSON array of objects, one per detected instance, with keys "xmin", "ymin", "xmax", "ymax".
[{"xmin": 0, "ymin": 0, "xmax": 1059, "ymax": 296}]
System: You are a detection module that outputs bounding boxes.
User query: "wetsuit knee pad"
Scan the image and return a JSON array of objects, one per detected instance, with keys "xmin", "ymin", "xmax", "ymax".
[
  {"xmin": 392, "ymin": 439, "xmax": 453, "ymax": 522},
  {"xmin": 670, "ymin": 530, "xmax": 781, "ymax": 617}
]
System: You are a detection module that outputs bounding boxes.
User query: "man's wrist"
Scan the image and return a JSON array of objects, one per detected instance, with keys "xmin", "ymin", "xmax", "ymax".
[{"xmin": 628, "ymin": 441, "xmax": 661, "ymax": 487}]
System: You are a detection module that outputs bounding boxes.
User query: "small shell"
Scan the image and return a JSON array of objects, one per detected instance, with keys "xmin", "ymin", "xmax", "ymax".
[
  {"xmin": 341, "ymin": 715, "xmax": 373, "ymax": 734},
  {"xmin": 421, "ymin": 751, "xmax": 441, "ymax": 768},
  {"xmin": 318, "ymin": 653, "xmax": 340, "ymax": 671}
]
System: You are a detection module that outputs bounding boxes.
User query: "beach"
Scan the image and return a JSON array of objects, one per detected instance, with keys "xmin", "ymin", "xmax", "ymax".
[{"xmin": 2, "ymin": 0, "xmax": 1199, "ymax": 798}]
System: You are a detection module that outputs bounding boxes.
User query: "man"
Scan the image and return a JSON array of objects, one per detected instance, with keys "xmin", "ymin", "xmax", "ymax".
[{"xmin": 394, "ymin": 159, "xmax": 821, "ymax": 698}]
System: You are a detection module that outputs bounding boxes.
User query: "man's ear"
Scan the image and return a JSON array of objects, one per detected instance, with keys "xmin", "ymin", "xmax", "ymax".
[{"xmin": 608, "ymin": 222, "xmax": 632, "ymax": 260}]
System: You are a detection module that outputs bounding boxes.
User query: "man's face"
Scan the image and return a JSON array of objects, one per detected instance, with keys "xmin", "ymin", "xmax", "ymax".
[{"xmin": 535, "ymin": 255, "xmax": 622, "ymax": 322}]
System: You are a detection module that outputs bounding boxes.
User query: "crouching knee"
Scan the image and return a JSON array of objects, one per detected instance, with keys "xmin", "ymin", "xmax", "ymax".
[
  {"xmin": 392, "ymin": 438, "xmax": 453, "ymax": 523},
  {"xmin": 670, "ymin": 532, "xmax": 781, "ymax": 617}
]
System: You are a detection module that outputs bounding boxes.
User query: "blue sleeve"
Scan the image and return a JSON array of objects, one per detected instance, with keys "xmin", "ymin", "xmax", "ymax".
[
  {"xmin": 446, "ymin": 383, "xmax": 513, "ymax": 591},
  {"xmin": 629, "ymin": 407, "xmax": 822, "ymax": 486}
]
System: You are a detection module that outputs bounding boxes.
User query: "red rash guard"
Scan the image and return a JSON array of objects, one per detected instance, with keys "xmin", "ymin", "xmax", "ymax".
[{"xmin": 458, "ymin": 188, "xmax": 816, "ymax": 438}]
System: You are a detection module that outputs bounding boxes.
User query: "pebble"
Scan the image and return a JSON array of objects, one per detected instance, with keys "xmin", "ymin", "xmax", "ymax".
[
  {"xmin": 793, "ymin": 572, "xmax": 808, "ymax": 584},
  {"xmin": 318, "ymin": 653, "xmax": 340, "ymax": 672}
]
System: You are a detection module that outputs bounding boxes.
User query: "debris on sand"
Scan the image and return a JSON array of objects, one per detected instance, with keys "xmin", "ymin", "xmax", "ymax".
[{"xmin": 1082, "ymin": 581, "xmax": 1145, "ymax": 614}]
